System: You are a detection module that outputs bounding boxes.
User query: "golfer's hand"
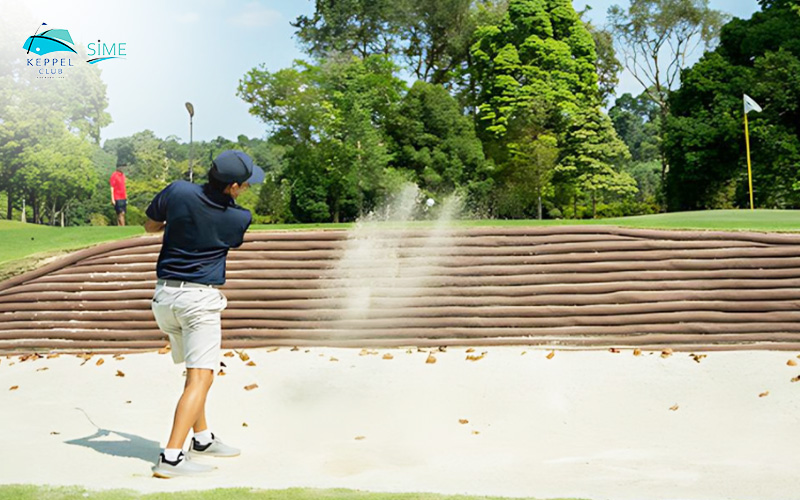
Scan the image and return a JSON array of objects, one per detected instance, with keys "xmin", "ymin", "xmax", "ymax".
[{"xmin": 144, "ymin": 218, "xmax": 166, "ymax": 233}]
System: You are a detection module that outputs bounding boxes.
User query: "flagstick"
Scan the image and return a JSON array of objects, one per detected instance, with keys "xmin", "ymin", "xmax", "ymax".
[
  {"xmin": 744, "ymin": 111, "xmax": 754, "ymax": 211},
  {"xmin": 27, "ymin": 22, "xmax": 45, "ymax": 55}
]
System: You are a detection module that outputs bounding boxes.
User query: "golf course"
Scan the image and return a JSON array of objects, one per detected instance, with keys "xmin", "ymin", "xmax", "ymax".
[
  {"xmin": 3, "ymin": 0, "xmax": 800, "ymax": 495},
  {"xmin": 0, "ymin": 209, "xmax": 798, "ymax": 499}
]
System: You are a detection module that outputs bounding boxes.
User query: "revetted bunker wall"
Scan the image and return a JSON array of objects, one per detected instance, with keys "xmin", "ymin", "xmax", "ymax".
[{"xmin": 1, "ymin": 226, "xmax": 799, "ymax": 351}]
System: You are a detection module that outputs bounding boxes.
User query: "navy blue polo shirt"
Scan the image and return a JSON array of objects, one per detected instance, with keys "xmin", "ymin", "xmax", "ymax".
[{"xmin": 145, "ymin": 180, "xmax": 252, "ymax": 285}]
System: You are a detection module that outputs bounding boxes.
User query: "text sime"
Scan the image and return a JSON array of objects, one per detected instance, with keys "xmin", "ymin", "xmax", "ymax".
[{"xmin": 87, "ymin": 42, "xmax": 126, "ymax": 56}]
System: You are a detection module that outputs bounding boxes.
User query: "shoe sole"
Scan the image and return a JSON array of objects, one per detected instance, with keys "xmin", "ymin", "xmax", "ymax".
[
  {"xmin": 188, "ymin": 450, "xmax": 241, "ymax": 458},
  {"xmin": 152, "ymin": 466, "xmax": 215, "ymax": 478}
]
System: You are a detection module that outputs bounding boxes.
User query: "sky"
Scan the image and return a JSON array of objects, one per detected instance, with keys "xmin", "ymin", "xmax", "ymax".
[{"xmin": 4, "ymin": 0, "xmax": 762, "ymax": 144}]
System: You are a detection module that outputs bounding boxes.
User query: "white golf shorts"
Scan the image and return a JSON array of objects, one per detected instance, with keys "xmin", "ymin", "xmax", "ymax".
[{"xmin": 151, "ymin": 282, "xmax": 228, "ymax": 370}]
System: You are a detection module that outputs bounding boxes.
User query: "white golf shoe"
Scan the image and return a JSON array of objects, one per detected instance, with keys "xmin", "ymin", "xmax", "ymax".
[
  {"xmin": 188, "ymin": 433, "xmax": 241, "ymax": 458},
  {"xmin": 152, "ymin": 451, "xmax": 214, "ymax": 478}
]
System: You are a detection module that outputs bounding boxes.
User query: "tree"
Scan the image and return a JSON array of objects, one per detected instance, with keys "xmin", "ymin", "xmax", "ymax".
[
  {"xmin": 665, "ymin": 0, "xmax": 800, "ymax": 210},
  {"xmin": 471, "ymin": 0, "xmax": 600, "ymax": 147},
  {"xmin": 239, "ymin": 55, "xmax": 406, "ymax": 222},
  {"xmin": 16, "ymin": 124, "xmax": 96, "ymax": 225},
  {"xmin": 589, "ymin": 24, "xmax": 623, "ymax": 106},
  {"xmin": 55, "ymin": 48, "xmax": 112, "ymax": 144},
  {"xmin": 292, "ymin": 0, "xmax": 507, "ymax": 90},
  {"xmin": 609, "ymin": 92, "xmax": 660, "ymax": 162},
  {"xmin": 292, "ymin": 0, "xmax": 405, "ymax": 59},
  {"xmin": 557, "ymin": 107, "xmax": 635, "ymax": 217},
  {"xmin": 608, "ymin": 0, "xmax": 728, "ymax": 185},
  {"xmin": 0, "ymin": 8, "xmax": 112, "ymax": 220},
  {"xmin": 400, "ymin": 0, "xmax": 474, "ymax": 84},
  {"xmin": 0, "ymin": 100, "xmax": 69, "ymax": 220},
  {"xmin": 470, "ymin": 0, "xmax": 631, "ymax": 218},
  {"xmin": 386, "ymin": 81, "xmax": 488, "ymax": 199},
  {"xmin": 500, "ymin": 133, "xmax": 559, "ymax": 219},
  {"xmin": 579, "ymin": 8, "xmax": 623, "ymax": 105}
]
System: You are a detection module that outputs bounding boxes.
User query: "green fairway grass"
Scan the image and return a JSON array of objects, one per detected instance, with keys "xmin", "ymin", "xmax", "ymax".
[
  {"xmin": 0, "ymin": 209, "xmax": 797, "ymax": 281},
  {"xmin": 0, "ymin": 221, "xmax": 143, "ymax": 264},
  {"xmin": 0, "ymin": 485, "xmax": 585, "ymax": 500},
  {"xmin": 250, "ymin": 209, "xmax": 800, "ymax": 232},
  {"xmin": 0, "ymin": 221, "xmax": 144, "ymax": 280}
]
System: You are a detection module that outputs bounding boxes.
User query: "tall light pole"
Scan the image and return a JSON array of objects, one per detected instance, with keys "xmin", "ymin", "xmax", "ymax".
[{"xmin": 185, "ymin": 102, "xmax": 194, "ymax": 183}]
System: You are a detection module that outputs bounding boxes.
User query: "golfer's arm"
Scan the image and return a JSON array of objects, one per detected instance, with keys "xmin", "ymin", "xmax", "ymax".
[
  {"xmin": 110, "ymin": 187, "xmax": 115, "ymax": 204},
  {"xmin": 144, "ymin": 218, "xmax": 166, "ymax": 233}
]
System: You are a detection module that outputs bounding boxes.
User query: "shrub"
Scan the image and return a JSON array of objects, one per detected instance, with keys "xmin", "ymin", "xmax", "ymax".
[
  {"xmin": 126, "ymin": 205, "xmax": 147, "ymax": 226},
  {"xmin": 89, "ymin": 213, "xmax": 109, "ymax": 226}
]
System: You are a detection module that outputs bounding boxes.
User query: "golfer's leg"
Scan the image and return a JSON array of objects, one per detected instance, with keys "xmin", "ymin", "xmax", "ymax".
[
  {"xmin": 169, "ymin": 288, "xmax": 225, "ymax": 446},
  {"xmin": 184, "ymin": 374, "xmax": 210, "ymax": 433},
  {"xmin": 166, "ymin": 368, "xmax": 214, "ymax": 449}
]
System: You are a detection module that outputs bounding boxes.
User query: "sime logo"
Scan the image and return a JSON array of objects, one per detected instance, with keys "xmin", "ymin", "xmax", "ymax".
[{"xmin": 87, "ymin": 40, "xmax": 126, "ymax": 64}]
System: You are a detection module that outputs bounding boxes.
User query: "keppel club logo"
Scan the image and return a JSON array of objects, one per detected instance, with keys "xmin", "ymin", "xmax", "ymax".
[
  {"xmin": 23, "ymin": 22, "xmax": 126, "ymax": 78},
  {"xmin": 23, "ymin": 23, "xmax": 76, "ymax": 56}
]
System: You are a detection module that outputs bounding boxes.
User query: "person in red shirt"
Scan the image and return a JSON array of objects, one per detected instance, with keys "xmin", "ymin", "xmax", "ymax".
[{"xmin": 109, "ymin": 163, "xmax": 127, "ymax": 226}]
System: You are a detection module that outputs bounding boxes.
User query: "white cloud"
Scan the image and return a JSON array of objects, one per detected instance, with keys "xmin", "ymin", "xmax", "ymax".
[
  {"xmin": 227, "ymin": 2, "xmax": 281, "ymax": 27},
  {"xmin": 177, "ymin": 12, "xmax": 200, "ymax": 24}
]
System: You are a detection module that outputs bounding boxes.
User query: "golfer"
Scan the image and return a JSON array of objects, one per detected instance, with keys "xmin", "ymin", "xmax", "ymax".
[
  {"xmin": 109, "ymin": 163, "xmax": 127, "ymax": 226},
  {"xmin": 144, "ymin": 150, "xmax": 265, "ymax": 478}
]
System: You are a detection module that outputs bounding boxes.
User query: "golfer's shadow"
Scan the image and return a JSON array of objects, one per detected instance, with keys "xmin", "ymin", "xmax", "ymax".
[{"xmin": 65, "ymin": 413, "xmax": 161, "ymax": 465}]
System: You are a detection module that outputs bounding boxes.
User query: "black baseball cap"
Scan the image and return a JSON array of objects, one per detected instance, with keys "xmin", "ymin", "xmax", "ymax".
[{"xmin": 209, "ymin": 150, "xmax": 265, "ymax": 185}]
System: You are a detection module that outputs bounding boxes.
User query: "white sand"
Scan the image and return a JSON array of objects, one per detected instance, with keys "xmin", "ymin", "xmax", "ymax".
[{"xmin": 0, "ymin": 346, "xmax": 798, "ymax": 499}]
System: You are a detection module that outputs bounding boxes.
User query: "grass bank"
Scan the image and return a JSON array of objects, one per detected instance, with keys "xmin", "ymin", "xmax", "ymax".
[
  {"xmin": 0, "ymin": 221, "xmax": 143, "ymax": 281},
  {"xmin": 0, "ymin": 485, "xmax": 583, "ymax": 500},
  {"xmin": 0, "ymin": 210, "xmax": 797, "ymax": 280},
  {"xmin": 250, "ymin": 209, "xmax": 800, "ymax": 232}
]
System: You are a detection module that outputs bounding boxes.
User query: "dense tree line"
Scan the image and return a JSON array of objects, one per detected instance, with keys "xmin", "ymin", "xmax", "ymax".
[
  {"xmin": 241, "ymin": 0, "xmax": 648, "ymax": 223},
  {"xmin": 665, "ymin": 0, "xmax": 800, "ymax": 210},
  {"xmin": 1, "ymin": 0, "xmax": 797, "ymax": 226}
]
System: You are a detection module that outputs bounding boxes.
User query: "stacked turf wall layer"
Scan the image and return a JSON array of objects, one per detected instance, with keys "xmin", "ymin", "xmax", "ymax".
[{"xmin": 1, "ymin": 226, "xmax": 799, "ymax": 351}]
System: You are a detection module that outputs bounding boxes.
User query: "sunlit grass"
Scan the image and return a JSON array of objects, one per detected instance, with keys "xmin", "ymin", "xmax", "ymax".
[
  {"xmin": 0, "ymin": 485, "xmax": 586, "ymax": 500},
  {"xmin": 251, "ymin": 209, "xmax": 800, "ymax": 232}
]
